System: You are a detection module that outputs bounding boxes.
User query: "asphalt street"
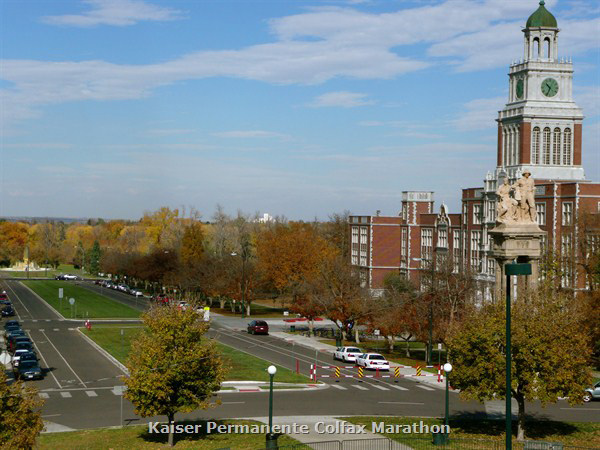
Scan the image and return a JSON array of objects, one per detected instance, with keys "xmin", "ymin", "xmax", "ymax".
[{"xmin": 1, "ymin": 279, "xmax": 598, "ymax": 432}]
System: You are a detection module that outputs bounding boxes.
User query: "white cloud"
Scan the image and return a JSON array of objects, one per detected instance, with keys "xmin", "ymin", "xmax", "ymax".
[
  {"xmin": 307, "ymin": 91, "xmax": 373, "ymax": 108},
  {"xmin": 42, "ymin": 0, "xmax": 182, "ymax": 27},
  {"xmin": 451, "ymin": 96, "xmax": 505, "ymax": 131}
]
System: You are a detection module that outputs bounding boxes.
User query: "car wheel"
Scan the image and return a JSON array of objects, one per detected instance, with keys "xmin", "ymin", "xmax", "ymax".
[{"xmin": 583, "ymin": 393, "xmax": 593, "ymax": 403}]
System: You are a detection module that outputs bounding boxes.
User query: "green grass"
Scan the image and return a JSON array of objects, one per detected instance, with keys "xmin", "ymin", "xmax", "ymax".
[
  {"xmin": 22, "ymin": 280, "xmax": 140, "ymax": 319},
  {"xmin": 342, "ymin": 416, "xmax": 600, "ymax": 448},
  {"xmin": 212, "ymin": 300, "xmax": 289, "ymax": 318},
  {"xmin": 37, "ymin": 420, "xmax": 302, "ymax": 449},
  {"xmin": 82, "ymin": 326, "xmax": 311, "ymax": 384},
  {"xmin": 0, "ymin": 263, "xmax": 104, "ymax": 279}
]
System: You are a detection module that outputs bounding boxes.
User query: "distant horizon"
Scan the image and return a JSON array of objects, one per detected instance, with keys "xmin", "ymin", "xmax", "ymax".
[{"xmin": 2, "ymin": 0, "xmax": 599, "ymax": 220}]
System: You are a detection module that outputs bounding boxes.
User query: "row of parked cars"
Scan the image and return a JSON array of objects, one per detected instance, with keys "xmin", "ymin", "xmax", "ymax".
[
  {"xmin": 4, "ymin": 319, "xmax": 43, "ymax": 380},
  {"xmin": 94, "ymin": 280, "xmax": 143, "ymax": 297},
  {"xmin": 333, "ymin": 346, "xmax": 388, "ymax": 371}
]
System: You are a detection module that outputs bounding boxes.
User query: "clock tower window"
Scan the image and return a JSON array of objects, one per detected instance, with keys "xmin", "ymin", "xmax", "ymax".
[
  {"xmin": 553, "ymin": 128, "xmax": 561, "ymax": 165},
  {"xmin": 563, "ymin": 128, "xmax": 572, "ymax": 165},
  {"xmin": 543, "ymin": 127, "xmax": 551, "ymax": 164},
  {"xmin": 532, "ymin": 127, "xmax": 540, "ymax": 164}
]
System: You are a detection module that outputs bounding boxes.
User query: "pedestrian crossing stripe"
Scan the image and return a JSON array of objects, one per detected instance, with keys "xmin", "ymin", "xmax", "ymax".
[
  {"xmin": 371, "ymin": 384, "xmax": 390, "ymax": 391},
  {"xmin": 416, "ymin": 385, "xmax": 435, "ymax": 391},
  {"xmin": 391, "ymin": 385, "xmax": 409, "ymax": 391},
  {"xmin": 330, "ymin": 384, "xmax": 347, "ymax": 390},
  {"xmin": 351, "ymin": 384, "xmax": 368, "ymax": 390},
  {"xmin": 85, "ymin": 391, "xmax": 98, "ymax": 397}
]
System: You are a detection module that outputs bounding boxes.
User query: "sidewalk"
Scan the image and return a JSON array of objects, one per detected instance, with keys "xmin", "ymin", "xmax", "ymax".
[{"xmin": 270, "ymin": 331, "xmax": 446, "ymax": 390}]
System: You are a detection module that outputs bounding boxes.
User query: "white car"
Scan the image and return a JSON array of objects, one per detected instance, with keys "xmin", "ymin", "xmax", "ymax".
[
  {"xmin": 356, "ymin": 353, "xmax": 390, "ymax": 371},
  {"xmin": 63, "ymin": 274, "xmax": 79, "ymax": 280},
  {"xmin": 334, "ymin": 346, "xmax": 363, "ymax": 363}
]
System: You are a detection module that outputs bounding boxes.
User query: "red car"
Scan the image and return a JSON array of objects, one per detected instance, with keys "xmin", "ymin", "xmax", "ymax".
[
  {"xmin": 0, "ymin": 293, "xmax": 9, "ymax": 301},
  {"xmin": 247, "ymin": 320, "xmax": 269, "ymax": 335}
]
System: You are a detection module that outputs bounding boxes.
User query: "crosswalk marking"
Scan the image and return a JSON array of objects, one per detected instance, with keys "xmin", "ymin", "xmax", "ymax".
[
  {"xmin": 85, "ymin": 391, "xmax": 98, "ymax": 397},
  {"xmin": 39, "ymin": 393, "xmax": 49, "ymax": 399},
  {"xmin": 351, "ymin": 384, "xmax": 369, "ymax": 391},
  {"xmin": 371, "ymin": 384, "xmax": 390, "ymax": 391},
  {"xmin": 60, "ymin": 392, "xmax": 72, "ymax": 398},
  {"xmin": 330, "ymin": 384, "xmax": 347, "ymax": 390},
  {"xmin": 416, "ymin": 385, "xmax": 435, "ymax": 391},
  {"xmin": 391, "ymin": 384, "xmax": 409, "ymax": 391},
  {"xmin": 53, "ymin": 328, "xmax": 60, "ymax": 331}
]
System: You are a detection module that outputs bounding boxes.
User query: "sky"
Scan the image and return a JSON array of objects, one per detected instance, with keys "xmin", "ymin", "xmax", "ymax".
[{"xmin": 1, "ymin": 0, "xmax": 599, "ymax": 221}]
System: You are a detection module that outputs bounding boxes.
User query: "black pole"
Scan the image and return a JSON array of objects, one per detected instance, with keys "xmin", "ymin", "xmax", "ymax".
[{"xmin": 506, "ymin": 271, "xmax": 512, "ymax": 450}]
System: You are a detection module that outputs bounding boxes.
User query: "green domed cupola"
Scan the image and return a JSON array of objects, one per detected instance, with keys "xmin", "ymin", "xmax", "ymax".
[{"xmin": 526, "ymin": 0, "xmax": 558, "ymax": 28}]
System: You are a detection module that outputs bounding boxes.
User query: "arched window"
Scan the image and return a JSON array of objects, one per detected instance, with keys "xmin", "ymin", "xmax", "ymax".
[
  {"xmin": 543, "ymin": 127, "xmax": 551, "ymax": 164},
  {"xmin": 514, "ymin": 127, "xmax": 520, "ymax": 165},
  {"xmin": 533, "ymin": 38, "xmax": 540, "ymax": 59},
  {"xmin": 544, "ymin": 38, "xmax": 551, "ymax": 59},
  {"xmin": 503, "ymin": 128, "xmax": 508, "ymax": 166},
  {"xmin": 553, "ymin": 127, "xmax": 561, "ymax": 165},
  {"xmin": 563, "ymin": 128, "xmax": 572, "ymax": 165},
  {"xmin": 532, "ymin": 127, "xmax": 540, "ymax": 164}
]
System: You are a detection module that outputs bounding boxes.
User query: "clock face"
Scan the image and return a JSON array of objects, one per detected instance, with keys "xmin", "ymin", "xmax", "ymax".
[
  {"xmin": 516, "ymin": 79, "xmax": 524, "ymax": 99},
  {"xmin": 541, "ymin": 78, "xmax": 559, "ymax": 97}
]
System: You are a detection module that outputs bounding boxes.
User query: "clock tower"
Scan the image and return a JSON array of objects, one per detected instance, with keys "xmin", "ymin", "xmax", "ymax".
[{"xmin": 495, "ymin": 0, "xmax": 584, "ymax": 182}]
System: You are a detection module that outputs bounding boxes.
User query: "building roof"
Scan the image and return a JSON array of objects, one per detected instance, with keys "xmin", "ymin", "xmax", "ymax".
[{"xmin": 526, "ymin": 0, "xmax": 558, "ymax": 28}]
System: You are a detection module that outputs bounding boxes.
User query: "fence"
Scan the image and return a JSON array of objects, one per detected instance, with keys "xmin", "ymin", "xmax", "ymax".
[
  {"xmin": 272, "ymin": 437, "xmax": 598, "ymax": 450},
  {"xmin": 309, "ymin": 364, "xmax": 442, "ymax": 382}
]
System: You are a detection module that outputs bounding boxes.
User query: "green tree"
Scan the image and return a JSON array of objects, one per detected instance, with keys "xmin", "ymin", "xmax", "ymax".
[
  {"xmin": 89, "ymin": 240, "xmax": 101, "ymax": 275},
  {"xmin": 446, "ymin": 288, "xmax": 592, "ymax": 441},
  {"xmin": 124, "ymin": 306, "xmax": 226, "ymax": 446},
  {"xmin": 0, "ymin": 371, "xmax": 45, "ymax": 448}
]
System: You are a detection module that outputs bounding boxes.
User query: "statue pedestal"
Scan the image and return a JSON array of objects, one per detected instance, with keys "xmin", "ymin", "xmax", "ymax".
[{"xmin": 489, "ymin": 223, "xmax": 546, "ymax": 297}]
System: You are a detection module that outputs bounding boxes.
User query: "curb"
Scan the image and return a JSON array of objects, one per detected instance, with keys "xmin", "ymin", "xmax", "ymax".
[{"xmin": 76, "ymin": 328, "xmax": 129, "ymax": 375}]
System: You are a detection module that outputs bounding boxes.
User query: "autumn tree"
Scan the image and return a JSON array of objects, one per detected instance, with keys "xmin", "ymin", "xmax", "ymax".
[
  {"xmin": 124, "ymin": 306, "xmax": 226, "ymax": 447},
  {"xmin": 0, "ymin": 221, "xmax": 29, "ymax": 265},
  {"xmin": 446, "ymin": 287, "xmax": 592, "ymax": 441},
  {"xmin": 0, "ymin": 371, "xmax": 45, "ymax": 448},
  {"xmin": 88, "ymin": 241, "xmax": 101, "ymax": 275}
]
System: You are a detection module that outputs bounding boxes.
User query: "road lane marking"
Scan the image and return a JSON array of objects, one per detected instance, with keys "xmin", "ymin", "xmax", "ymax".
[
  {"xmin": 222, "ymin": 402, "xmax": 245, "ymax": 404},
  {"xmin": 53, "ymin": 328, "xmax": 59, "ymax": 331},
  {"xmin": 371, "ymin": 384, "xmax": 390, "ymax": 391},
  {"xmin": 40, "ymin": 330, "xmax": 87, "ymax": 388},
  {"xmin": 378, "ymin": 401, "xmax": 424, "ymax": 405},
  {"xmin": 60, "ymin": 392, "xmax": 72, "ymax": 398},
  {"xmin": 28, "ymin": 340, "xmax": 63, "ymax": 390},
  {"xmin": 112, "ymin": 386, "xmax": 126, "ymax": 395},
  {"xmin": 391, "ymin": 385, "xmax": 409, "ymax": 391},
  {"xmin": 42, "ymin": 414, "xmax": 61, "ymax": 418},
  {"xmin": 330, "ymin": 384, "xmax": 347, "ymax": 390},
  {"xmin": 416, "ymin": 385, "xmax": 435, "ymax": 391},
  {"xmin": 39, "ymin": 393, "xmax": 49, "ymax": 399},
  {"xmin": 85, "ymin": 391, "xmax": 98, "ymax": 397},
  {"xmin": 560, "ymin": 408, "xmax": 600, "ymax": 411},
  {"xmin": 351, "ymin": 384, "xmax": 368, "ymax": 391}
]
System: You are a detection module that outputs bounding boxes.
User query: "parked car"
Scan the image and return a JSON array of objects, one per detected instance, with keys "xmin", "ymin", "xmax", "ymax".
[
  {"xmin": 356, "ymin": 353, "xmax": 390, "ymax": 371},
  {"xmin": 63, "ymin": 274, "xmax": 80, "ymax": 280},
  {"xmin": 4, "ymin": 320, "xmax": 20, "ymax": 329},
  {"xmin": 0, "ymin": 292, "xmax": 9, "ymax": 301},
  {"xmin": 9, "ymin": 336, "xmax": 32, "ymax": 353},
  {"xmin": 177, "ymin": 301, "xmax": 189, "ymax": 311},
  {"xmin": 12, "ymin": 349, "xmax": 37, "ymax": 368},
  {"xmin": 55, "ymin": 274, "xmax": 66, "ymax": 280},
  {"xmin": 334, "ymin": 346, "xmax": 363, "ymax": 363},
  {"xmin": 14, "ymin": 359, "xmax": 43, "ymax": 380},
  {"xmin": 247, "ymin": 320, "xmax": 269, "ymax": 335},
  {"xmin": 5, "ymin": 328, "xmax": 25, "ymax": 341},
  {"xmin": 0, "ymin": 298, "xmax": 11, "ymax": 306},
  {"xmin": 1, "ymin": 305, "xmax": 15, "ymax": 317},
  {"xmin": 584, "ymin": 381, "xmax": 600, "ymax": 402}
]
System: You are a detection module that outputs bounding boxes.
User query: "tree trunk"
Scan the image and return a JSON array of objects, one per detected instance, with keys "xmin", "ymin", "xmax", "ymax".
[
  {"xmin": 230, "ymin": 300, "xmax": 236, "ymax": 313},
  {"xmin": 167, "ymin": 412, "xmax": 175, "ymax": 447},
  {"xmin": 308, "ymin": 319, "xmax": 314, "ymax": 336},
  {"xmin": 219, "ymin": 297, "xmax": 225, "ymax": 309},
  {"xmin": 354, "ymin": 327, "xmax": 360, "ymax": 343},
  {"xmin": 516, "ymin": 393, "xmax": 526, "ymax": 441},
  {"xmin": 246, "ymin": 302, "xmax": 251, "ymax": 317},
  {"xmin": 386, "ymin": 335, "xmax": 395, "ymax": 353},
  {"xmin": 405, "ymin": 340, "xmax": 411, "ymax": 357}
]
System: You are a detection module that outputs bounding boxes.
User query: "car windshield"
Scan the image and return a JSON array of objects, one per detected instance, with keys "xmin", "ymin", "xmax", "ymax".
[
  {"xmin": 347, "ymin": 348, "xmax": 361, "ymax": 352},
  {"xmin": 20, "ymin": 361, "xmax": 38, "ymax": 369},
  {"xmin": 256, "ymin": 321, "xmax": 267, "ymax": 326},
  {"xmin": 369, "ymin": 355, "xmax": 386, "ymax": 360}
]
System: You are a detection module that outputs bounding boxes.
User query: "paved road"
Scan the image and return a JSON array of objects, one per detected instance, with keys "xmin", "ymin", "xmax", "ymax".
[{"xmin": 2, "ymin": 279, "xmax": 598, "ymax": 432}]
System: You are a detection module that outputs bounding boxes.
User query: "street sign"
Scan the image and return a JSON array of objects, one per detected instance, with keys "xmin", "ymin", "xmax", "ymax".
[
  {"xmin": 69, "ymin": 298, "xmax": 75, "ymax": 305},
  {"xmin": 374, "ymin": 329, "xmax": 380, "ymax": 336},
  {"xmin": 203, "ymin": 307, "xmax": 210, "ymax": 322},
  {"xmin": 59, "ymin": 288, "xmax": 63, "ymax": 299}
]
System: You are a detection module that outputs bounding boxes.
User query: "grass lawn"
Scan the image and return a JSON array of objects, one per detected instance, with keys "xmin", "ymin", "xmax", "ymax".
[
  {"xmin": 22, "ymin": 280, "xmax": 140, "ymax": 319},
  {"xmin": 37, "ymin": 420, "xmax": 302, "ymax": 449},
  {"xmin": 212, "ymin": 299, "xmax": 290, "ymax": 318},
  {"xmin": 342, "ymin": 416, "xmax": 600, "ymax": 448},
  {"xmin": 0, "ymin": 264, "xmax": 104, "ymax": 279},
  {"xmin": 82, "ymin": 326, "xmax": 311, "ymax": 384}
]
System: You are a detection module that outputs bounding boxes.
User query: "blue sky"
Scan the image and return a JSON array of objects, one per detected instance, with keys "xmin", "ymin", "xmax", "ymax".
[{"xmin": 1, "ymin": 0, "xmax": 599, "ymax": 220}]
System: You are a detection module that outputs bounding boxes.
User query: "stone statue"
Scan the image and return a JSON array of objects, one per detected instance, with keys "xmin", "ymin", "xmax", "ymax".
[
  {"xmin": 496, "ymin": 178, "xmax": 517, "ymax": 223},
  {"xmin": 495, "ymin": 171, "xmax": 537, "ymax": 225},
  {"xmin": 512, "ymin": 170, "xmax": 537, "ymax": 223}
]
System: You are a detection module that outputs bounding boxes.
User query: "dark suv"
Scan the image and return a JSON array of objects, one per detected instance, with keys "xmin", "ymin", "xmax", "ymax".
[
  {"xmin": 247, "ymin": 320, "xmax": 269, "ymax": 335},
  {"xmin": 14, "ymin": 360, "xmax": 43, "ymax": 380}
]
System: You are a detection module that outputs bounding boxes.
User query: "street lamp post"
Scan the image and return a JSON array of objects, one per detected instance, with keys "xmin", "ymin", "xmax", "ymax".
[
  {"xmin": 266, "ymin": 365, "xmax": 278, "ymax": 449},
  {"xmin": 427, "ymin": 247, "xmax": 447, "ymax": 366},
  {"xmin": 443, "ymin": 362, "xmax": 452, "ymax": 431},
  {"xmin": 504, "ymin": 262, "xmax": 531, "ymax": 450}
]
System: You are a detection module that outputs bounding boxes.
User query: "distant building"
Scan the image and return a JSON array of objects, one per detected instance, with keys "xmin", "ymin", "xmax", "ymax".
[
  {"xmin": 350, "ymin": 2, "xmax": 600, "ymax": 292},
  {"xmin": 257, "ymin": 213, "xmax": 274, "ymax": 223}
]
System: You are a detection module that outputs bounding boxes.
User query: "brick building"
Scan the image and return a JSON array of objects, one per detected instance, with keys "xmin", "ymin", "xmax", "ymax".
[{"xmin": 350, "ymin": 2, "xmax": 600, "ymax": 292}]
